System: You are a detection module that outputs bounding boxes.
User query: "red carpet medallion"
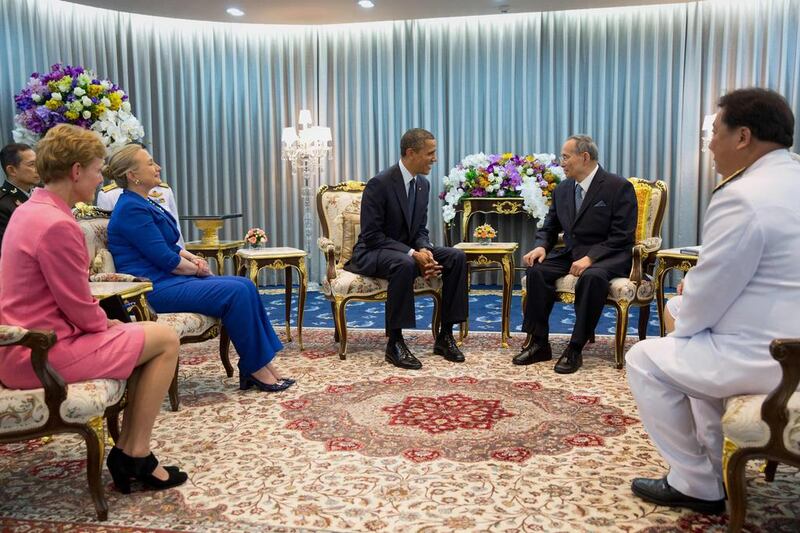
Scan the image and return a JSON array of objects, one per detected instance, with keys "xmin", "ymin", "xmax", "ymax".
[{"xmin": 0, "ymin": 328, "xmax": 797, "ymax": 532}]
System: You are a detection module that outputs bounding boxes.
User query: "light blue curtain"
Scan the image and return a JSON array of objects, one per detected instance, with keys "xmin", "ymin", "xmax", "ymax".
[{"xmin": 2, "ymin": 0, "xmax": 799, "ymax": 284}]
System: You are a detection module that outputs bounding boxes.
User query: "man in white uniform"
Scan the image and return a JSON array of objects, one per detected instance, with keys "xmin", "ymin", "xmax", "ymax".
[
  {"xmin": 97, "ymin": 179, "xmax": 185, "ymax": 248},
  {"xmin": 626, "ymin": 88, "xmax": 800, "ymax": 514}
]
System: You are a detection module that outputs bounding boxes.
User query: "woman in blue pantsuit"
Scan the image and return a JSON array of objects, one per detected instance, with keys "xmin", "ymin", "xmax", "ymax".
[{"xmin": 104, "ymin": 145, "xmax": 292, "ymax": 392}]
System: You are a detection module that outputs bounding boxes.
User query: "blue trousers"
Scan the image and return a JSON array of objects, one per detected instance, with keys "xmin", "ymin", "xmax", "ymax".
[{"xmin": 147, "ymin": 276, "xmax": 283, "ymax": 375}]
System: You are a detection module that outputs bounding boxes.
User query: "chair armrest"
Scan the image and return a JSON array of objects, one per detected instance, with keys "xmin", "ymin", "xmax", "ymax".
[
  {"xmin": 627, "ymin": 244, "xmax": 645, "ymax": 283},
  {"xmin": 317, "ymin": 237, "xmax": 337, "ymax": 281},
  {"xmin": 0, "ymin": 325, "xmax": 65, "ymax": 413},
  {"xmin": 761, "ymin": 338, "xmax": 800, "ymax": 451},
  {"xmin": 89, "ymin": 272, "xmax": 149, "ymax": 283},
  {"xmin": 640, "ymin": 236, "xmax": 662, "ymax": 253}
]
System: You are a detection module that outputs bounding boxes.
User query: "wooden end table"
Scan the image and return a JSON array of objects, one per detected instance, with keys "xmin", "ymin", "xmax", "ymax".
[
  {"xmin": 235, "ymin": 247, "xmax": 308, "ymax": 350},
  {"xmin": 185, "ymin": 240, "xmax": 245, "ymax": 275},
  {"xmin": 454, "ymin": 242, "xmax": 519, "ymax": 348},
  {"xmin": 90, "ymin": 281, "xmax": 154, "ymax": 321},
  {"xmin": 654, "ymin": 247, "xmax": 699, "ymax": 336}
]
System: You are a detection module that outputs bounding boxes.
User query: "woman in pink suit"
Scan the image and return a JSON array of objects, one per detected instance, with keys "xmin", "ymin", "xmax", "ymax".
[{"xmin": 0, "ymin": 124, "xmax": 187, "ymax": 493}]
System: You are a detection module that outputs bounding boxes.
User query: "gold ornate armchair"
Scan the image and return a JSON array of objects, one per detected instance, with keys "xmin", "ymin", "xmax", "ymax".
[
  {"xmin": 316, "ymin": 181, "xmax": 442, "ymax": 359},
  {"xmin": 522, "ymin": 178, "xmax": 668, "ymax": 368},
  {"xmin": 74, "ymin": 206, "xmax": 231, "ymax": 411},
  {"xmin": 0, "ymin": 326, "xmax": 125, "ymax": 520},
  {"xmin": 722, "ymin": 338, "xmax": 800, "ymax": 532}
]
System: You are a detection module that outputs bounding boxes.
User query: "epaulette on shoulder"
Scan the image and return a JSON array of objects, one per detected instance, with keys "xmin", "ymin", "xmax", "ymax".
[
  {"xmin": 712, "ymin": 166, "xmax": 747, "ymax": 194},
  {"xmin": 101, "ymin": 182, "xmax": 118, "ymax": 192},
  {"xmin": 157, "ymin": 182, "xmax": 171, "ymax": 188}
]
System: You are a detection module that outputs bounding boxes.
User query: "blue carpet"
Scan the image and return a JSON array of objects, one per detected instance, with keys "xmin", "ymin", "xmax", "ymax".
[{"xmin": 260, "ymin": 284, "xmax": 665, "ymax": 337}]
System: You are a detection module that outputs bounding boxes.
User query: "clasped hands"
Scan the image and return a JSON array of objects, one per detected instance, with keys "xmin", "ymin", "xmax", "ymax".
[
  {"xmin": 190, "ymin": 256, "xmax": 212, "ymax": 277},
  {"xmin": 413, "ymin": 249, "xmax": 443, "ymax": 280},
  {"xmin": 523, "ymin": 246, "xmax": 593, "ymax": 276}
]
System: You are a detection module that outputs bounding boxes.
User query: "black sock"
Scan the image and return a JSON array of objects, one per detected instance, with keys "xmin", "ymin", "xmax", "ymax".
[
  {"xmin": 388, "ymin": 328, "xmax": 403, "ymax": 344},
  {"xmin": 440, "ymin": 322, "xmax": 453, "ymax": 336},
  {"xmin": 568, "ymin": 341, "xmax": 583, "ymax": 353}
]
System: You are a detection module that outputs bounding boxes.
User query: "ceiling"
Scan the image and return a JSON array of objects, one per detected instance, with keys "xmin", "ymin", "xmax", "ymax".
[{"xmin": 65, "ymin": 0, "xmax": 691, "ymax": 25}]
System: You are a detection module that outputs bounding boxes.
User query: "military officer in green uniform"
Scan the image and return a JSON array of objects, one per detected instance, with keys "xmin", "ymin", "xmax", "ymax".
[{"xmin": 0, "ymin": 143, "xmax": 39, "ymax": 254}]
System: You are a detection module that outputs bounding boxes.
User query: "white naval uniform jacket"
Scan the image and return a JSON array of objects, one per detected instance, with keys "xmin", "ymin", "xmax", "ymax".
[
  {"xmin": 657, "ymin": 149, "xmax": 800, "ymax": 398},
  {"xmin": 97, "ymin": 184, "xmax": 186, "ymax": 248}
]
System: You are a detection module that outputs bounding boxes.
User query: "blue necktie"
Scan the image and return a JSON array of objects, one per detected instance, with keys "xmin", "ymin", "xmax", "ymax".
[
  {"xmin": 407, "ymin": 177, "xmax": 416, "ymax": 219},
  {"xmin": 575, "ymin": 183, "xmax": 584, "ymax": 212}
]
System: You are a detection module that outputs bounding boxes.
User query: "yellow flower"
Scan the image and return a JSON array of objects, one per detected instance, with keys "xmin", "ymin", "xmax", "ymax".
[
  {"xmin": 108, "ymin": 91, "xmax": 123, "ymax": 110},
  {"xmin": 44, "ymin": 99, "xmax": 61, "ymax": 110},
  {"xmin": 87, "ymin": 84, "xmax": 103, "ymax": 97},
  {"xmin": 94, "ymin": 103, "xmax": 106, "ymax": 115},
  {"xmin": 502, "ymin": 152, "xmax": 513, "ymax": 160},
  {"xmin": 64, "ymin": 110, "xmax": 79, "ymax": 120}
]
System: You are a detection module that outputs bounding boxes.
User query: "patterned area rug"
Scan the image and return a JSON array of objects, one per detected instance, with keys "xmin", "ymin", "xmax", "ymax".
[{"xmin": 1, "ymin": 329, "xmax": 798, "ymax": 532}]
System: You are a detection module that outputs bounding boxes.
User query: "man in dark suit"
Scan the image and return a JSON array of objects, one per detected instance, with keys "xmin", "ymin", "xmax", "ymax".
[
  {"xmin": 345, "ymin": 128, "xmax": 468, "ymax": 370},
  {"xmin": 0, "ymin": 143, "xmax": 38, "ymax": 255},
  {"xmin": 513, "ymin": 135, "xmax": 637, "ymax": 374}
]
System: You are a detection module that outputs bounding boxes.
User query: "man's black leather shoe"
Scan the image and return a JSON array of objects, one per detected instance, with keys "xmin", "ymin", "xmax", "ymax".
[
  {"xmin": 554, "ymin": 346, "xmax": 582, "ymax": 374},
  {"xmin": 631, "ymin": 477, "xmax": 726, "ymax": 515},
  {"xmin": 385, "ymin": 340, "xmax": 422, "ymax": 370},
  {"xmin": 433, "ymin": 333, "xmax": 465, "ymax": 363},
  {"xmin": 512, "ymin": 343, "xmax": 552, "ymax": 365}
]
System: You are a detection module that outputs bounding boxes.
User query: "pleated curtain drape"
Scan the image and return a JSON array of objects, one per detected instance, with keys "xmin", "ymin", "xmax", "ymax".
[{"xmin": 1, "ymin": 0, "xmax": 798, "ymax": 284}]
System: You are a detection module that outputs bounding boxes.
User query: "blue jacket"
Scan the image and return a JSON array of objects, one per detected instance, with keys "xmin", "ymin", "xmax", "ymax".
[{"xmin": 107, "ymin": 190, "xmax": 189, "ymax": 289}]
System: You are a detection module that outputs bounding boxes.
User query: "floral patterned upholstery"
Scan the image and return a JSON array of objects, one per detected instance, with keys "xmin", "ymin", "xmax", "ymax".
[
  {"xmin": 157, "ymin": 312, "xmax": 218, "ymax": 339},
  {"xmin": 76, "ymin": 214, "xmax": 117, "ymax": 274},
  {"xmin": 0, "ymin": 379, "xmax": 126, "ymax": 434},
  {"xmin": 723, "ymin": 393, "xmax": 800, "ymax": 455},
  {"xmin": 553, "ymin": 275, "xmax": 655, "ymax": 302},
  {"xmin": 322, "ymin": 269, "xmax": 442, "ymax": 299}
]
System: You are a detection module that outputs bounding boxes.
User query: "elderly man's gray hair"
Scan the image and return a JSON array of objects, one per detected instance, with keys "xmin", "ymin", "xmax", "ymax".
[{"xmin": 567, "ymin": 134, "xmax": 599, "ymax": 161}]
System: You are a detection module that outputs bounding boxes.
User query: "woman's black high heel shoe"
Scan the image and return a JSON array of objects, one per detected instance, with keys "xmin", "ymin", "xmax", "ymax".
[
  {"xmin": 106, "ymin": 448, "xmax": 188, "ymax": 493},
  {"xmin": 239, "ymin": 374, "xmax": 292, "ymax": 392}
]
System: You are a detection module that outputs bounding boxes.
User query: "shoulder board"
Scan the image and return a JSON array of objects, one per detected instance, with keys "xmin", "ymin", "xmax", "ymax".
[
  {"xmin": 712, "ymin": 166, "xmax": 747, "ymax": 194},
  {"xmin": 157, "ymin": 182, "xmax": 171, "ymax": 189},
  {"xmin": 101, "ymin": 182, "xmax": 118, "ymax": 192}
]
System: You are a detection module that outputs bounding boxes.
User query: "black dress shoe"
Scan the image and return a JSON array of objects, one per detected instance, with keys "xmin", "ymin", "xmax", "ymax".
[
  {"xmin": 554, "ymin": 346, "xmax": 582, "ymax": 374},
  {"xmin": 385, "ymin": 340, "xmax": 423, "ymax": 370},
  {"xmin": 512, "ymin": 343, "xmax": 552, "ymax": 365},
  {"xmin": 631, "ymin": 476, "xmax": 726, "ymax": 515},
  {"xmin": 433, "ymin": 333, "xmax": 465, "ymax": 363}
]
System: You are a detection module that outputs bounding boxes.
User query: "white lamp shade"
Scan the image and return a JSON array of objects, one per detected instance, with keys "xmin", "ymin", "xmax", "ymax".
[
  {"xmin": 281, "ymin": 127, "xmax": 298, "ymax": 145},
  {"xmin": 298, "ymin": 109, "xmax": 312, "ymax": 127}
]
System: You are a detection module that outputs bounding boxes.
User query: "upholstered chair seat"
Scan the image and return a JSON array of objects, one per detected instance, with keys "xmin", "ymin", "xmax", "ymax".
[{"xmin": 316, "ymin": 181, "xmax": 442, "ymax": 359}]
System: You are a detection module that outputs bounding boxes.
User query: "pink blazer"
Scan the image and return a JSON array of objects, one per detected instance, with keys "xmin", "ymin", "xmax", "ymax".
[{"xmin": 0, "ymin": 188, "xmax": 143, "ymax": 389}]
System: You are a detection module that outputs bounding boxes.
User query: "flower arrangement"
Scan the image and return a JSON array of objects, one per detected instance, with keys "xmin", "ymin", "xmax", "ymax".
[
  {"xmin": 245, "ymin": 227, "xmax": 268, "ymax": 247},
  {"xmin": 441, "ymin": 152, "xmax": 565, "ymax": 226},
  {"xmin": 473, "ymin": 224, "xmax": 497, "ymax": 244},
  {"xmin": 12, "ymin": 63, "xmax": 144, "ymax": 151}
]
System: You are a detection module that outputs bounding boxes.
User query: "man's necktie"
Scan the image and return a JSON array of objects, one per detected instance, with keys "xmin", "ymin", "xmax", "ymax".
[
  {"xmin": 408, "ymin": 177, "xmax": 416, "ymax": 219},
  {"xmin": 575, "ymin": 183, "xmax": 584, "ymax": 212}
]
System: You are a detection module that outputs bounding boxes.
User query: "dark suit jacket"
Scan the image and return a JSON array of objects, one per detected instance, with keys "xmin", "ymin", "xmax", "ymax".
[
  {"xmin": 534, "ymin": 166, "xmax": 637, "ymax": 276},
  {"xmin": 345, "ymin": 164, "xmax": 434, "ymax": 277},
  {"xmin": 0, "ymin": 180, "xmax": 30, "ymax": 256}
]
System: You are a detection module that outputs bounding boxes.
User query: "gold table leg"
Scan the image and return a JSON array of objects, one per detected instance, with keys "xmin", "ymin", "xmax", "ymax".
[
  {"xmin": 296, "ymin": 258, "xmax": 306, "ymax": 351},
  {"xmin": 501, "ymin": 253, "xmax": 514, "ymax": 348},
  {"xmin": 284, "ymin": 265, "xmax": 293, "ymax": 343}
]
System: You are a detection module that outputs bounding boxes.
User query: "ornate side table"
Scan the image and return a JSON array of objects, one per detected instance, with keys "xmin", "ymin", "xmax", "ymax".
[
  {"xmin": 654, "ymin": 247, "xmax": 699, "ymax": 336},
  {"xmin": 89, "ymin": 281, "xmax": 154, "ymax": 321},
  {"xmin": 454, "ymin": 242, "xmax": 519, "ymax": 348},
  {"xmin": 236, "ymin": 247, "xmax": 308, "ymax": 350},
  {"xmin": 181, "ymin": 214, "xmax": 244, "ymax": 275}
]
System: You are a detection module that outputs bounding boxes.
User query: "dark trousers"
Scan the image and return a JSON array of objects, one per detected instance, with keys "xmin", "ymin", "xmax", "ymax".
[
  {"xmin": 374, "ymin": 245, "xmax": 468, "ymax": 330},
  {"xmin": 522, "ymin": 254, "xmax": 615, "ymax": 349}
]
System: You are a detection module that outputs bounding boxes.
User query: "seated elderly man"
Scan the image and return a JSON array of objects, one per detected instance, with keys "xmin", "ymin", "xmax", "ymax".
[{"xmin": 626, "ymin": 88, "xmax": 800, "ymax": 514}]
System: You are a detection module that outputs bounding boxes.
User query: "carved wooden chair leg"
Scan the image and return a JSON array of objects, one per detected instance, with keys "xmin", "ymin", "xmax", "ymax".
[
  {"xmin": 80, "ymin": 425, "xmax": 109, "ymax": 521},
  {"xmin": 638, "ymin": 304, "xmax": 650, "ymax": 341},
  {"xmin": 219, "ymin": 326, "xmax": 233, "ymax": 378},
  {"xmin": 764, "ymin": 460, "xmax": 779, "ymax": 482},
  {"xmin": 335, "ymin": 299, "xmax": 348, "ymax": 360},
  {"xmin": 105, "ymin": 405, "xmax": 122, "ymax": 445},
  {"xmin": 614, "ymin": 304, "xmax": 630, "ymax": 369},
  {"xmin": 726, "ymin": 449, "xmax": 751, "ymax": 533},
  {"xmin": 331, "ymin": 302, "xmax": 339, "ymax": 342},
  {"xmin": 431, "ymin": 293, "xmax": 442, "ymax": 339},
  {"xmin": 168, "ymin": 363, "xmax": 180, "ymax": 411}
]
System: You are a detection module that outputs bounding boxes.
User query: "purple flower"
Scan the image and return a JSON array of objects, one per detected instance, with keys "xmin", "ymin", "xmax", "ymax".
[
  {"xmin": 471, "ymin": 188, "xmax": 487, "ymax": 197},
  {"xmin": 438, "ymin": 191, "xmax": 446, "ymax": 200}
]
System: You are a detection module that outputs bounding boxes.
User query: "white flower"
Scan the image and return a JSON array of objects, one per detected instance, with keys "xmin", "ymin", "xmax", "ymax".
[
  {"xmin": 73, "ymin": 86, "xmax": 86, "ymax": 97},
  {"xmin": 57, "ymin": 80, "xmax": 71, "ymax": 93},
  {"xmin": 77, "ymin": 73, "xmax": 92, "ymax": 86},
  {"xmin": 520, "ymin": 177, "xmax": 547, "ymax": 227},
  {"xmin": 461, "ymin": 152, "xmax": 490, "ymax": 168},
  {"xmin": 121, "ymin": 101, "xmax": 131, "ymax": 112},
  {"xmin": 51, "ymin": 92, "xmax": 62, "ymax": 101},
  {"xmin": 100, "ymin": 80, "xmax": 112, "ymax": 90},
  {"xmin": 12, "ymin": 125, "xmax": 38, "ymax": 146},
  {"xmin": 533, "ymin": 153, "xmax": 556, "ymax": 164},
  {"xmin": 82, "ymin": 110, "xmax": 92, "ymax": 119},
  {"xmin": 81, "ymin": 96, "xmax": 92, "ymax": 107},
  {"xmin": 444, "ymin": 188, "xmax": 463, "ymax": 206},
  {"xmin": 550, "ymin": 166, "xmax": 566, "ymax": 181},
  {"xmin": 442, "ymin": 204, "xmax": 457, "ymax": 223},
  {"xmin": 31, "ymin": 94, "xmax": 42, "ymax": 103},
  {"xmin": 101, "ymin": 97, "xmax": 111, "ymax": 107}
]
